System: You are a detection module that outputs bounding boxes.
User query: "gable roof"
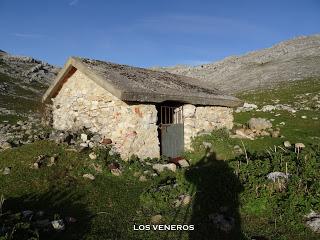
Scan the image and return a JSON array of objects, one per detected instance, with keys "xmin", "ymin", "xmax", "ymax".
[{"xmin": 42, "ymin": 57, "xmax": 243, "ymax": 107}]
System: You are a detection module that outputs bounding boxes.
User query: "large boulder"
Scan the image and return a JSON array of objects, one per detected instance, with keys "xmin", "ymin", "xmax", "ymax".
[{"xmin": 248, "ymin": 118, "xmax": 272, "ymax": 130}]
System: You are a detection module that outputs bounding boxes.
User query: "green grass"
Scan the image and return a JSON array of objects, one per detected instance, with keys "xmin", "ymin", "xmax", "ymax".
[
  {"xmin": 0, "ymin": 141, "xmax": 150, "ymax": 239},
  {"xmin": 0, "ymin": 141, "xmax": 247, "ymax": 240},
  {"xmin": 0, "ymin": 114, "xmax": 27, "ymax": 124},
  {"xmin": 2, "ymin": 140, "xmax": 319, "ymax": 239},
  {"xmin": 0, "ymin": 73, "xmax": 42, "ymax": 116},
  {"xmin": 234, "ymin": 78, "xmax": 320, "ymax": 152},
  {"xmin": 237, "ymin": 78, "xmax": 320, "ymax": 106}
]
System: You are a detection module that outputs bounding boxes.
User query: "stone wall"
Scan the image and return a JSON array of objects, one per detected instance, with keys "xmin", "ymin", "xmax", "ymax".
[
  {"xmin": 52, "ymin": 70, "xmax": 159, "ymax": 159},
  {"xmin": 182, "ymin": 104, "xmax": 234, "ymax": 150}
]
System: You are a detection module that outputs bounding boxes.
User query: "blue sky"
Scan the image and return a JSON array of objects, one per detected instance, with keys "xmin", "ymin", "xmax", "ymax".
[{"xmin": 0, "ymin": 0, "xmax": 319, "ymax": 67}]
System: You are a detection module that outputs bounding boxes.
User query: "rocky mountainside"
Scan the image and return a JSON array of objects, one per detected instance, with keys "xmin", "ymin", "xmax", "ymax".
[
  {"xmin": 0, "ymin": 50, "xmax": 60, "ymax": 118},
  {"xmin": 154, "ymin": 34, "xmax": 320, "ymax": 93}
]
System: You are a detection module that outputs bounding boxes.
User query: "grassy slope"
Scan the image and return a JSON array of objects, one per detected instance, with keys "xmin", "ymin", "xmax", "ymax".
[{"xmin": 235, "ymin": 78, "xmax": 320, "ymax": 150}]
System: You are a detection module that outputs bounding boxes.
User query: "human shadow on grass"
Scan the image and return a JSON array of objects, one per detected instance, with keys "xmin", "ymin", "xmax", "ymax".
[
  {"xmin": 1, "ymin": 187, "xmax": 92, "ymax": 240},
  {"xmin": 185, "ymin": 149, "xmax": 245, "ymax": 240}
]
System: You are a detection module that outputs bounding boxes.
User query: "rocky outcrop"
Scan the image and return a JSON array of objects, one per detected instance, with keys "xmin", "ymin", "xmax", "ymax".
[
  {"xmin": 0, "ymin": 51, "xmax": 60, "ymax": 117},
  {"xmin": 0, "ymin": 53, "xmax": 59, "ymax": 86},
  {"xmin": 154, "ymin": 35, "xmax": 320, "ymax": 93}
]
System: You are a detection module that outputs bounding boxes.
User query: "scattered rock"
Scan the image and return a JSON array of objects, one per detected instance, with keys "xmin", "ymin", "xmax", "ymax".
[
  {"xmin": 180, "ymin": 194, "xmax": 192, "ymax": 206},
  {"xmin": 152, "ymin": 164, "xmax": 165, "ymax": 173},
  {"xmin": 271, "ymin": 130, "xmax": 280, "ymax": 138},
  {"xmin": 90, "ymin": 134, "xmax": 101, "ymax": 143},
  {"xmin": 152, "ymin": 163, "xmax": 176, "ymax": 173},
  {"xmin": 150, "ymin": 214, "xmax": 162, "ymax": 224},
  {"xmin": 51, "ymin": 219, "xmax": 65, "ymax": 231},
  {"xmin": 248, "ymin": 118, "xmax": 272, "ymax": 130},
  {"xmin": 79, "ymin": 142, "xmax": 89, "ymax": 148},
  {"xmin": 284, "ymin": 141, "xmax": 291, "ymax": 148},
  {"xmin": 177, "ymin": 159, "xmax": 190, "ymax": 168},
  {"xmin": 231, "ymin": 128, "xmax": 254, "ymax": 140},
  {"xmin": 91, "ymin": 163, "xmax": 102, "ymax": 173},
  {"xmin": 88, "ymin": 141, "xmax": 95, "ymax": 148},
  {"xmin": 305, "ymin": 210, "xmax": 320, "ymax": 233},
  {"xmin": 165, "ymin": 163, "xmax": 177, "ymax": 172},
  {"xmin": 47, "ymin": 156, "xmax": 56, "ymax": 167},
  {"xmin": 83, "ymin": 173, "xmax": 95, "ymax": 180},
  {"xmin": 233, "ymin": 145, "xmax": 243, "ymax": 155},
  {"xmin": 33, "ymin": 162, "xmax": 40, "ymax": 169},
  {"xmin": 267, "ymin": 172, "xmax": 289, "ymax": 182},
  {"xmin": 101, "ymin": 138, "xmax": 112, "ymax": 145},
  {"xmin": 295, "ymin": 143, "xmax": 305, "ymax": 150},
  {"xmin": 202, "ymin": 141, "xmax": 213, "ymax": 149},
  {"xmin": 174, "ymin": 194, "xmax": 192, "ymax": 207},
  {"xmin": 32, "ymin": 155, "xmax": 47, "ymax": 169},
  {"xmin": 89, "ymin": 152, "xmax": 97, "ymax": 160},
  {"xmin": 80, "ymin": 133, "xmax": 88, "ymax": 142},
  {"xmin": 260, "ymin": 130, "xmax": 271, "ymax": 137},
  {"xmin": 235, "ymin": 103, "xmax": 258, "ymax": 112},
  {"xmin": 111, "ymin": 168, "xmax": 122, "ymax": 176},
  {"xmin": 0, "ymin": 141, "xmax": 12, "ymax": 150},
  {"xmin": 261, "ymin": 105, "xmax": 276, "ymax": 112},
  {"xmin": 139, "ymin": 175, "xmax": 147, "ymax": 182},
  {"xmin": 16, "ymin": 120, "xmax": 24, "ymax": 126},
  {"xmin": 2, "ymin": 167, "xmax": 11, "ymax": 175}
]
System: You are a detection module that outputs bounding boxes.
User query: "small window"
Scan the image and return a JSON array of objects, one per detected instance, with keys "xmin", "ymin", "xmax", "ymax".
[{"xmin": 160, "ymin": 106, "xmax": 183, "ymax": 124}]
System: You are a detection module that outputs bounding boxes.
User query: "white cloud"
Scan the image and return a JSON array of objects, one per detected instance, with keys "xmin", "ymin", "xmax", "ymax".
[
  {"xmin": 12, "ymin": 33, "xmax": 44, "ymax": 38},
  {"xmin": 116, "ymin": 14, "xmax": 269, "ymax": 37},
  {"xmin": 69, "ymin": 0, "xmax": 79, "ymax": 6}
]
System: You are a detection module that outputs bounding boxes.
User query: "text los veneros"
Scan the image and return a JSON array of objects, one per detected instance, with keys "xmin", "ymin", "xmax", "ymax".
[{"xmin": 133, "ymin": 224, "xmax": 194, "ymax": 231}]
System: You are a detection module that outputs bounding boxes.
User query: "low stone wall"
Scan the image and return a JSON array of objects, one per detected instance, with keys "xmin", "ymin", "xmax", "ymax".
[
  {"xmin": 183, "ymin": 104, "xmax": 234, "ymax": 150},
  {"xmin": 52, "ymin": 70, "xmax": 159, "ymax": 159}
]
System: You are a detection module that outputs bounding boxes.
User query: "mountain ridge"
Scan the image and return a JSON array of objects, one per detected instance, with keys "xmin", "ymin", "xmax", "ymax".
[
  {"xmin": 0, "ymin": 51, "xmax": 60, "ymax": 117},
  {"xmin": 153, "ymin": 34, "xmax": 320, "ymax": 93}
]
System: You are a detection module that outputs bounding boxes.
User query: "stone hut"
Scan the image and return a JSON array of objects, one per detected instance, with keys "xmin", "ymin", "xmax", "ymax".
[{"xmin": 42, "ymin": 57, "xmax": 242, "ymax": 159}]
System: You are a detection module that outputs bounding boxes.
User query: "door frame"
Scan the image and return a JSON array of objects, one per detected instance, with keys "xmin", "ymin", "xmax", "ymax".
[{"xmin": 157, "ymin": 103, "xmax": 184, "ymax": 158}]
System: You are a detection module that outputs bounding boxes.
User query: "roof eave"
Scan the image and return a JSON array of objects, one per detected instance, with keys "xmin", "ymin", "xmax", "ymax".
[
  {"xmin": 121, "ymin": 92, "xmax": 243, "ymax": 107},
  {"xmin": 42, "ymin": 56, "xmax": 243, "ymax": 108}
]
